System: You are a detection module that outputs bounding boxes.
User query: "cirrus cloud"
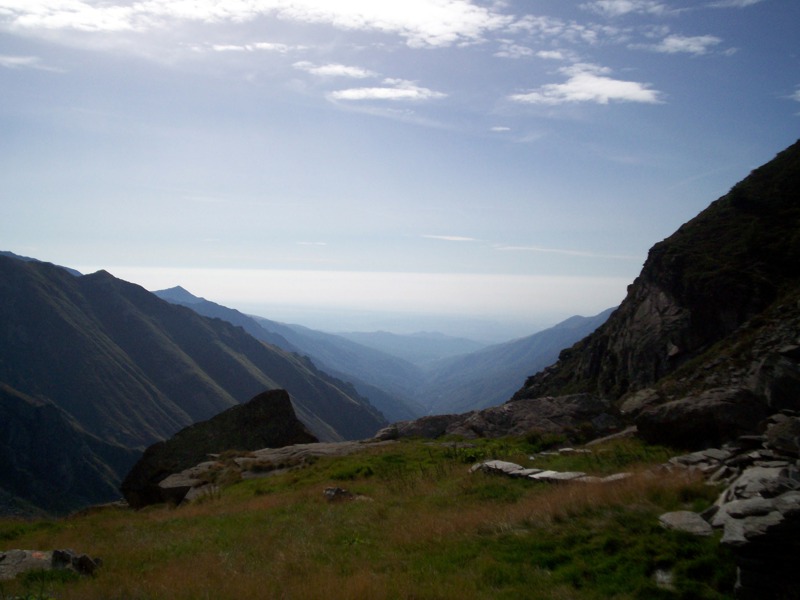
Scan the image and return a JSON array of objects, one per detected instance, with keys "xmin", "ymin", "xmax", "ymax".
[{"xmin": 509, "ymin": 62, "xmax": 662, "ymax": 105}]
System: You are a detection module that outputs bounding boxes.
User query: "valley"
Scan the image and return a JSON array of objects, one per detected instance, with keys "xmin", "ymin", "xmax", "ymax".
[{"xmin": 1, "ymin": 140, "xmax": 800, "ymax": 598}]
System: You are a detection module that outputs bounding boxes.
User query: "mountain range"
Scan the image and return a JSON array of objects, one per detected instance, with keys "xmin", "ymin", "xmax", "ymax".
[
  {"xmin": 154, "ymin": 286, "xmax": 611, "ymax": 419},
  {"xmin": 0, "ymin": 258, "xmax": 385, "ymax": 514}
]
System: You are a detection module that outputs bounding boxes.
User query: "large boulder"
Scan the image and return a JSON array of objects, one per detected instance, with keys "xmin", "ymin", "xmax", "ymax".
[
  {"xmin": 635, "ymin": 387, "xmax": 768, "ymax": 449},
  {"xmin": 121, "ymin": 389, "xmax": 317, "ymax": 508}
]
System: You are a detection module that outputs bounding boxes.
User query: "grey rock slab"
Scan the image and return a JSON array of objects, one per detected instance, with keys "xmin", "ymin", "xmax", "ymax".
[
  {"xmin": 477, "ymin": 460, "xmax": 527, "ymax": 476},
  {"xmin": 712, "ymin": 496, "xmax": 780, "ymax": 528},
  {"xmin": 727, "ymin": 466, "xmax": 789, "ymax": 500},
  {"xmin": 515, "ymin": 468, "xmax": 543, "ymax": 477},
  {"xmin": 774, "ymin": 491, "xmax": 800, "ymax": 516},
  {"xmin": 528, "ymin": 470, "xmax": 559, "ymax": 480},
  {"xmin": 722, "ymin": 511, "xmax": 784, "ymax": 546},
  {"xmin": 532, "ymin": 471, "xmax": 586, "ymax": 482},
  {"xmin": 659, "ymin": 511, "xmax": 713, "ymax": 536},
  {"xmin": 0, "ymin": 550, "xmax": 52, "ymax": 581}
]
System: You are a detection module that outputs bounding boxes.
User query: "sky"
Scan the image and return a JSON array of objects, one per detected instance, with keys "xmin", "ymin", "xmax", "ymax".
[{"xmin": 1, "ymin": 0, "xmax": 799, "ymax": 340}]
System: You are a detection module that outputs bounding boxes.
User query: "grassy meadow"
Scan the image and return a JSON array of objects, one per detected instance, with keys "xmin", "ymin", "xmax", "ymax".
[{"xmin": 0, "ymin": 437, "xmax": 735, "ymax": 599}]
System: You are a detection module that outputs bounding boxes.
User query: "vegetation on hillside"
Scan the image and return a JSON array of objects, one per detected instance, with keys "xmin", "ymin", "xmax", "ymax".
[{"xmin": 0, "ymin": 437, "xmax": 734, "ymax": 599}]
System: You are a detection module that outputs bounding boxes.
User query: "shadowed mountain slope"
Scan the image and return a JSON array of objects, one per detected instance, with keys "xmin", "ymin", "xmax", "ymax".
[
  {"xmin": 0, "ymin": 257, "xmax": 387, "ymax": 513},
  {"xmin": 0, "ymin": 383, "xmax": 139, "ymax": 516},
  {"xmin": 154, "ymin": 288, "xmax": 425, "ymax": 422},
  {"xmin": 513, "ymin": 140, "xmax": 800, "ymax": 408}
]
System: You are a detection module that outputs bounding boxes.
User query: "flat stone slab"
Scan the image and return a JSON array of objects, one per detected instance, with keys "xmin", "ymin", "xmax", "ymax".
[
  {"xmin": 531, "ymin": 471, "xmax": 586, "ymax": 482},
  {"xmin": 659, "ymin": 511, "xmax": 713, "ymax": 536},
  {"xmin": 0, "ymin": 550, "xmax": 52, "ymax": 581}
]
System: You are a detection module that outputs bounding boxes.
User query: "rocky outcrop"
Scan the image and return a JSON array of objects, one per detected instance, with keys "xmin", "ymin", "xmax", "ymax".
[
  {"xmin": 375, "ymin": 393, "xmax": 622, "ymax": 442},
  {"xmin": 513, "ymin": 140, "xmax": 800, "ymax": 404},
  {"xmin": 653, "ymin": 412, "xmax": 800, "ymax": 599},
  {"xmin": 129, "ymin": 440, "xmax": 395, "ymax": 507},
  {"xmin": 635, "ymin": 388, "xmax": 770, "ymax": 450},
  {"xmin": 121, "ymin": 389, "xmax": 317, "ymax": 508}
]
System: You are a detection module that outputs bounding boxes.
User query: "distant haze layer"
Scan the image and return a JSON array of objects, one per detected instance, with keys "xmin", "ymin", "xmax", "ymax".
[{"xmin": 75, "ymin": 266, "xmax": 629, "ymax": 339}]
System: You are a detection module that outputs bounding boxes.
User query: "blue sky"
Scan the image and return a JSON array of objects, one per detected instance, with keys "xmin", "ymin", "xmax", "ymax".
[{"xmin": 1, "ymin": 0, "xmax": 798, "ymax": 339}]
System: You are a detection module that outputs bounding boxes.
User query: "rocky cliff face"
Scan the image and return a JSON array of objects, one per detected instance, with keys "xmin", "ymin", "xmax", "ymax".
[{"xmin": 513, "ymin": 140, "xmax": 800, "ymax": 410}]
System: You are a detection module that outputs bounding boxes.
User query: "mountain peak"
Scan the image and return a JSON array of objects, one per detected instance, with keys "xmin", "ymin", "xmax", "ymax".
[{"xmin": 154, "ymin": 285, "xmax": 204, "ymax": 304}]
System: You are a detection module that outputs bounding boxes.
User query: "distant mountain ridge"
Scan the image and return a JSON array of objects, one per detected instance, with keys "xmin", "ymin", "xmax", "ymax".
[
  {"xmin": 0, "ymin": 257, "xmax": 386, "ymax": 514},
  {"xmin": 415, "ymin": 308, "xmax": 614, "ymax": 414},
  {"xmin": 335, "ymin": 330, "xmax": 488, "ymax": 367},
  {"xmin": 0, "ymin": 250, "xmax": 82, "ymax": 277},
  {"xmin": 153, "ymin": 287, "xmax": 425, "ymax": 422},
  {"xmin": 155, "ymin": 287, "xmax": 612, "ymax": 419}
]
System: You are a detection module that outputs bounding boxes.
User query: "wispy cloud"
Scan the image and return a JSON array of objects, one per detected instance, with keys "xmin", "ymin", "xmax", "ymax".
[
  {"xmin": 791, "ymin": 87, "xmax": 800, "ymax": 103},
  {"xmin": 490, "ymin": 126, "xmax": 511, "ymax": 132},
  {"xmin": 0, "ymin": 1, "xmax": 515, "ymax": 48},
  {"xmin": 0, "ymin": 54, "xmax": 60, "ymax": 71},
  {"xmin": 0, "ymin": 54, "xmax": 40, "ymax": 68},
  {"xmin": 707, "ymin": 0, "xmax": 766, "ymax": 7},
  {"xmin": 422, "ymin": 235, "xmax": 477, "ymax": 242},
  {"xmin": 509, "ymin": 63, "xmax": 661, "ymax": 105},
  {"xmin": 293, "ymin": 61, "xmax": 376, "ymax": 78},
  {"xmin": 536, "ymin": 50, "xmax": 568, "ymax": 60},
  {"xmin": 329, "ymin": 79, "xmax": 446, "ymax": 102},
  {"xmin": 209, "ymin": 42, "xmax": 296, "ymax": 53},
  {"xmin": 509, "ymin": 14, "xmax": 623, "ymax": 46},
  {"xmin": 641, "ymin": 34, "xmax": 722, "ymax": 55},
  {"xmin": 495, "ymin": 245, "xmax": 640, "ymax": 261},
  {"xmin": 494, "ymin": 41, "xmax": 534, "ymax": 59},
  {"xmin": 581, "ymin": 0, "xmax": 672, "ymax": 17}
]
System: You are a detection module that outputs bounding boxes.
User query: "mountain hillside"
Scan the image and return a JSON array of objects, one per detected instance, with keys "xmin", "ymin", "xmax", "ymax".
[
  {"xmin": 0, "ymin": 383, "xmax": 139, "ymax": 516},
  {"xmin": 154, "ymin": 288, "xmax": 425, "ymax": 422},
  {"xmin": 416, "ymin": 309, "xmax": 614, "ymax": 414},
  {"xmin": 0, "ymin": 257, "xmax": 386, "ymax": 513},
  {"xmin": 512, "ymin": 140, "xmax": 800, "ymax": 441},
  {"xmin": 155, "ymin": 288, "xmax": 612, "ymax": 419}
]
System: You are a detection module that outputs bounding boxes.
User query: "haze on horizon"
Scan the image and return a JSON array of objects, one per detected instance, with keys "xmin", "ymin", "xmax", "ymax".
[{"xmin": 1, "ymin": 0, "xmax": 798, "ymax": 339}]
